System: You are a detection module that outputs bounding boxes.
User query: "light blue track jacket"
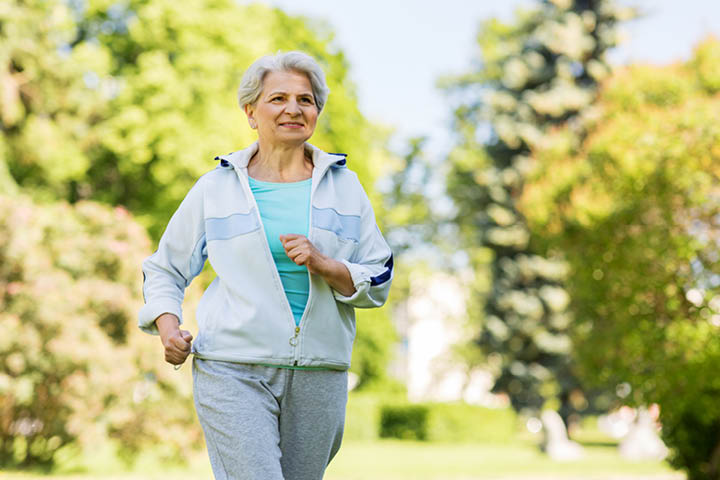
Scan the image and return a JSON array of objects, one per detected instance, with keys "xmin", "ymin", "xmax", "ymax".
[{"xmin": 137, "ymin": 142, "xmax": 394, "ymax": 370}]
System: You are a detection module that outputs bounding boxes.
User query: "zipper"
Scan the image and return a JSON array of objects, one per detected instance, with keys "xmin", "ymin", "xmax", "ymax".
[
  {"xmin": 291, "ymin": 153, "xmax": 333, "ymax": 364},
  {"xmin": 293, "ymin": 189, "xmax": 314, "ymax": 364},
  {"xmin": 234, "ymin": 167, "xmax": 298, "ymax": 338},
  {"xmin": 289, "ymin": 325, "xmax": 300, "ymax": 346},
  {"xmin": 228, "ymin": 150, "xmax": 335, "ymax": 365}
]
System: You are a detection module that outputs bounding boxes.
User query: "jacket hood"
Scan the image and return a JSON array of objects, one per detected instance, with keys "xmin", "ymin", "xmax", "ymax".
[{"xmin": 214, "ymin": 142, "xmax": 347, "ymax": 173}]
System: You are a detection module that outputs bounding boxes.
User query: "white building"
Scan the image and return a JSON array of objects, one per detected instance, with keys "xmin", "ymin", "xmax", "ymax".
[{"xmin": 391, "ymin": 270, "xmax": 507, "ymax": 407}]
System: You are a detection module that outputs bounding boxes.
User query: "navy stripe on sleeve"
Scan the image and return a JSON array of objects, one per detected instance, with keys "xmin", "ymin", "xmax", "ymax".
[{"xmin": 370, "ymin": 255, "xmax": 394, "ymax": 286}]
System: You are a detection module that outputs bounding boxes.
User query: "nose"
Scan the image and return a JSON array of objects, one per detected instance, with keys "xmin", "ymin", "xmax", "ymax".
[{"xmin": 285, "ymin": 98, "xmax": 301, "ymax": 116}]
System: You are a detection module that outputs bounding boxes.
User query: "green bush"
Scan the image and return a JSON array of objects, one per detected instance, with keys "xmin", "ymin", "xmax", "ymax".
[
  {"xmin": 662, "ymin": 405, "xmax": 720, "ymax": 480},
  {"xmin": 371, "ymin": 399, "xmax": 518, "ymax": 443},
  {"xmin": 0, "ymin": 194, "xmax": 203, "ymax": 470},
  {"xmin": 380, "ymin": 405, "xmax": 430, "ymax": 441}
]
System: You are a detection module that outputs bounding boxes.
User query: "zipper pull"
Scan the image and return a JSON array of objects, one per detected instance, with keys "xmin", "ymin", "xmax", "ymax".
[{"xmin": 289, "ymin": 326, "xmax": 300, "ymax": 346}]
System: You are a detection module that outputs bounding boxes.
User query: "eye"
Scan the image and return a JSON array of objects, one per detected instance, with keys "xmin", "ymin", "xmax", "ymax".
[
  {"xmin": 270, "ymin": 96, "xmax": 283, "ymax": 102},
  {"xmin": 300, "ymin": 97, "xmax": 314, "ymax": 105}
]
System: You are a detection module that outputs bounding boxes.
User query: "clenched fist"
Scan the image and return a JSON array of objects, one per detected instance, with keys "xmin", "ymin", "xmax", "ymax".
[
  {"xmin": 279, "ymin": 233, "xmax": 356, "ymax": 297},
  {"xmin": 156, "ymin": 313, "xmax": 193, "ymax": 366},
  {"xmin": 279, "ymin": 233, "xmax": 326, "ymax": 273}
]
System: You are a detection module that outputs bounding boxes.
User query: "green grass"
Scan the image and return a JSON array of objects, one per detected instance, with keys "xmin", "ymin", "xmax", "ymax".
[
  {"xmin": 1, "ymin": 440, "xmax": 683, "ymax": 480},
  {"xmin": 326, "ymin": 440, "xmax": 682, "ymax": 480}
]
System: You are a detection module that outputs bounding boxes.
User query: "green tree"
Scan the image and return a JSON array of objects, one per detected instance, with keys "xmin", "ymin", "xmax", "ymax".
[
  {"xmin": 443, "ymin": 0, "xmax": 627, "ymax": 421},
  {"xmin": 0, "ymin": 0, "xmax": 99, "ymax": 200},
  {"xmin": 522, "ymin": 37, "xmax": 720, "ymax": 480},
  {"xmin": 2, "ymin": 0, "xmax": 380, "ymax": 242}
]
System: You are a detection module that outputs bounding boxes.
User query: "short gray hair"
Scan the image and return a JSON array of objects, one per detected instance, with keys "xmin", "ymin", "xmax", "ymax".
[{"xmin": 237, "ymin": 51, "xmax": 330, "ymax": 112}]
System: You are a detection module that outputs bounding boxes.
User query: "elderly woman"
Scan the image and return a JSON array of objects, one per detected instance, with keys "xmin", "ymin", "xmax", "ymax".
[{"xmin": 137, "ymin": 51, "xmax": 393, "ymax": 480}]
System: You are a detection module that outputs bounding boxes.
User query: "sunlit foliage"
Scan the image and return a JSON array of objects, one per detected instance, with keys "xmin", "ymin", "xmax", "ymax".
[{"xmin": 523, "ymin": 37, "xmax": 720, "ymax": 480}]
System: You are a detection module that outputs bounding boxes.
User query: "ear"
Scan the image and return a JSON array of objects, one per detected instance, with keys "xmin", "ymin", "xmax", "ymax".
[{"xmin": 244, "ymin": 103, "xmax": 257, "ymax": 129}]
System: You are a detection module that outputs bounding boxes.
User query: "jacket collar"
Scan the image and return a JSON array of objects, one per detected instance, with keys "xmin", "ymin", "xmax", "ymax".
[{"xmin": 214, "ymin": 141, "xmax": 347, "ymax": 173}]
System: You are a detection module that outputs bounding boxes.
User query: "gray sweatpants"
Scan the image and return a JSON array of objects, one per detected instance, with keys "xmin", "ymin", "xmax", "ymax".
[{"xmin": 192, "ymin": 357, "xmax": 348, "ymax": 480}]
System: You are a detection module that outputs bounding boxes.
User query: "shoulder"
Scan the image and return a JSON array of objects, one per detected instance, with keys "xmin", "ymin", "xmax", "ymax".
[
  {"xmin": 195, "ymin": 162, "xmax": 234, "ymax": 188},
  {"xmin": 326, "ymin": 162, "xmax": 369, "ymax": 200},
  {"xmin": 177, "ymin": 166, "xmax": 231, "ymax": 209},
  {"xmin": 322, "ymin": 169, "xmax": 377, "ymax": 221},
  {"xmin": 323, "ymin": 152, "xmax": 359, "ymax": 183}
]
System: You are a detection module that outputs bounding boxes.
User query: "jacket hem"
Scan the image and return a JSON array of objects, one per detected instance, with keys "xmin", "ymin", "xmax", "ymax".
[{"xmin": 192, "ymin": 352, "xmax": 349, "ymax": 371}]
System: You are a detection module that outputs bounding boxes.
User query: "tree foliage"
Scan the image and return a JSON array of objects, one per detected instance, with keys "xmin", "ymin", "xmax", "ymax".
[
  {"xmin": 2, "ymin": 0, "xmax": 380, "ymax": 242},
  {"xmin": 522, "ymin": 37, "xmax": 720, "ymax": 480},
  {"xmin": 443, "ymin": 0, "xmax": 627, "ymax": 419}
]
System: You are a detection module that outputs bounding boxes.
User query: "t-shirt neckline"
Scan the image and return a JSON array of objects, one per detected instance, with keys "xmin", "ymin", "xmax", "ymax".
[{"xmin": 248, "ymin": 176, "xmax": 312, "ymax": 187}]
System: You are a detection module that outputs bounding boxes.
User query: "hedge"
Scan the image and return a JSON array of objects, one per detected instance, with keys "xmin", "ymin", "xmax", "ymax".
[{"xmin": 344, "ymin": 393, "xmax": 518, "ymax": 443}]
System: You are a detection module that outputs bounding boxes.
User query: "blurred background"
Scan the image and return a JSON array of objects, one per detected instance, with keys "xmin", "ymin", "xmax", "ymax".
[{"xmin": 1, "ymin": 0, "xmax": 719, "ymax": 479}]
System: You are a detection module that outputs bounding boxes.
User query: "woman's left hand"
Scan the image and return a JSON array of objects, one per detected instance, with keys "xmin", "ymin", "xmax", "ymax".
[{"xmin": 279, "ymin": 234, "xmax": 356, "ymax": 296}]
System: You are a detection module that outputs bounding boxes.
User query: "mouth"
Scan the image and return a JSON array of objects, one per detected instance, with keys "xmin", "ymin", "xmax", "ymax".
[{"xmin": 279, "ymin": 122, "xmax": 304, "ymax": 128}]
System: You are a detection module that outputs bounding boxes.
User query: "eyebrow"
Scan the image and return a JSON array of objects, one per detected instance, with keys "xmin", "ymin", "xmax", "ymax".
[{"xmin": 266, "ymin": 91, "xmax": 314, "ymax": 98}]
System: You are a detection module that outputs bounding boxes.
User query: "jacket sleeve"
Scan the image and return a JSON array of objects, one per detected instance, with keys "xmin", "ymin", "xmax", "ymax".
[
  {"xmin": 333, "ymin": 189, "xmax": 394, "ymax": 308},
  {"xmin": 137, "ymin": 177, "xmax": 208, "ymax": 335}
]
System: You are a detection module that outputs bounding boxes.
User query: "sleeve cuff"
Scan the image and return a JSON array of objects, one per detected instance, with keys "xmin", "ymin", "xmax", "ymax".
[
  {"xmin": 332, "ymin": 259, "xmax": 371, "ymax": 303},
  {"xmin": 138, "ymin": 298, "xmax": 183, "ymax": 335}
]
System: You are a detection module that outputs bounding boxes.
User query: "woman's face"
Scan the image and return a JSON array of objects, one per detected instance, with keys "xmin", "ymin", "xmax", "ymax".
[{"xmin": 245, "ymin": 69, "xmax": 319, "ymax": 147}]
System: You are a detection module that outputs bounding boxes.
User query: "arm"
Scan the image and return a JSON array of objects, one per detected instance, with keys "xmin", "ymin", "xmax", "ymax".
[
  {"xmin": 281, "ymin": 181, "xmax": 393, "ymax": 307},
  {"xmin": 138, "ymin": 176, "xmax": 208, "ymax": 336},
  {"xmin": 331, "ymin": 192, "xmax": 394, "ymax": 308}
]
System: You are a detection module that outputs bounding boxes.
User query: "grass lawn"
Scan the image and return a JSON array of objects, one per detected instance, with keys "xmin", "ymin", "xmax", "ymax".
[
  {"xmin": 326, "ymin": 441, "xmax": 683, "ymax": 480},
  {"xmin": 2, "ymin": 440, "xmax": 683, "ymax": 480}
]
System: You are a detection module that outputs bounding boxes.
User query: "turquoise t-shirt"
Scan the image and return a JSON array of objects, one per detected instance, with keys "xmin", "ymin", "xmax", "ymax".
[{"xmin": 248, "ymin": 176, "xmax": 311, "ymax": 326}]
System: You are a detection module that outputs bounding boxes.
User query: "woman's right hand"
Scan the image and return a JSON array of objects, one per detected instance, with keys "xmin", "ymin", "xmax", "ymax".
[{"xmin": 156, "ymin": 313, "xmax": 193, "ymax": 365}]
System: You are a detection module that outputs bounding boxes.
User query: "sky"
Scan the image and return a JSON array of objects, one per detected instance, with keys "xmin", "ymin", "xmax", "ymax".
[{"xmin": 248, "ymin": 0, "xmax": 720, "ymax": 154}]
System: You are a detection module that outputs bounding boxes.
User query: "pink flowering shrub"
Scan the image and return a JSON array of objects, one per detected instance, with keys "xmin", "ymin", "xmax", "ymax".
[{"xmin": 0, "ymin": 194, "xmax": 203, "ymax": 469}]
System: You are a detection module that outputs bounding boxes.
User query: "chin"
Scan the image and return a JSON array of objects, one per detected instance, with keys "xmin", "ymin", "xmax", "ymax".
[
  {"xmin": 273, "ymin": 132, "xmax": 313, "ymax": 143},
  {"xmin": 267, "ymin": 138, "xmax": 310, "ymax": 148}
]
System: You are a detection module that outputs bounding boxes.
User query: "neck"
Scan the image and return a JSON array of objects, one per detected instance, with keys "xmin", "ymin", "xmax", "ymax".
[{"xmin": 249, "ymin": 140, "xmax": 313, "ymax": 182}]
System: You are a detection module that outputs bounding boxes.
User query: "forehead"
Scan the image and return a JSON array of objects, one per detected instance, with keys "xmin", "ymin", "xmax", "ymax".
[{"xmin": 262, "ymin": 70, "xmax": 313, "ymax": 94}]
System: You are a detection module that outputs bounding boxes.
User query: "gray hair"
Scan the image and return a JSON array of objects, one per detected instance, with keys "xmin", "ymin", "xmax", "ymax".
[{"xmin": 237, "ymin": 51, "xmax": 330, "ymax": 112}]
